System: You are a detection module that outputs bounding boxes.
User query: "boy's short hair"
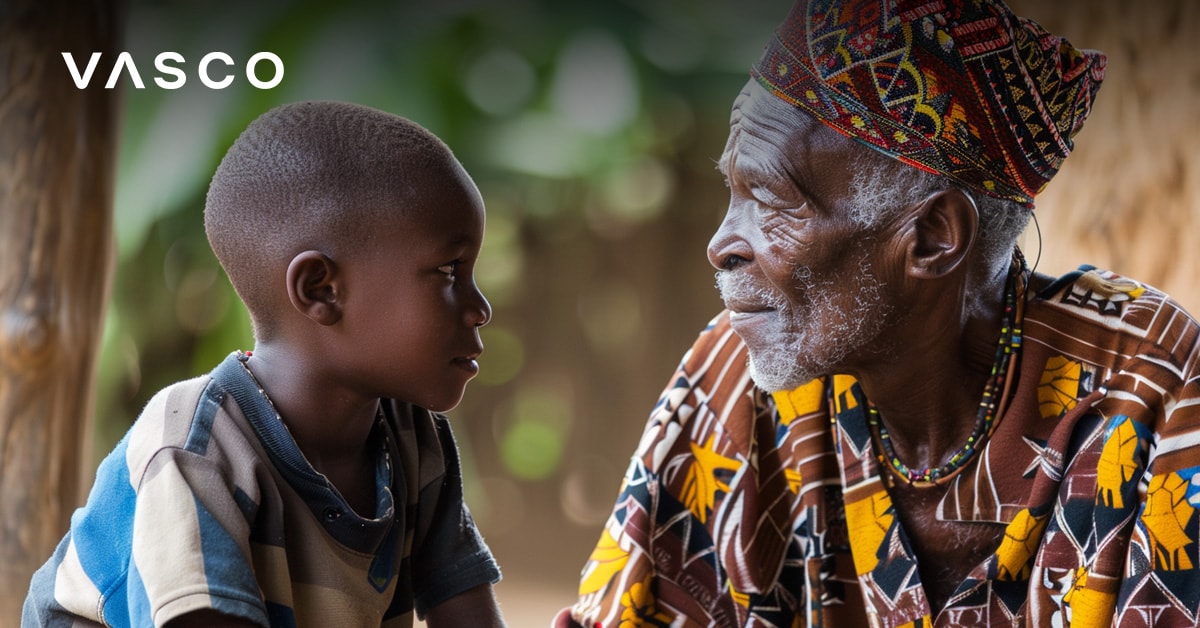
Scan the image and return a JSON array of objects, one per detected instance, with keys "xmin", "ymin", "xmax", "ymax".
[{"xmin": 204, "ymin": 101, "xmax": 453, "ymax": 340}]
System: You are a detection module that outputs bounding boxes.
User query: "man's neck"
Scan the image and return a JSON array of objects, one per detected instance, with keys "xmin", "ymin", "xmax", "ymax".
[{"xmin": 848, "ymin": 266, "xmax": 1011, "ymax": 473}]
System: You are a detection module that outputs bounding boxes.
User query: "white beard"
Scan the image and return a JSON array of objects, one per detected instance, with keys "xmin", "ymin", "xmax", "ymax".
[{"xmin": 716, "ymin": 254, "xmax": 889, "ymax": 392}]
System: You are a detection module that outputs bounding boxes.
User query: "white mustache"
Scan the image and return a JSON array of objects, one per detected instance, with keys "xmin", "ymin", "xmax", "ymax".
[{"xmin": 714, "ymin": 270, "xmax": 788, "ymax": 310}]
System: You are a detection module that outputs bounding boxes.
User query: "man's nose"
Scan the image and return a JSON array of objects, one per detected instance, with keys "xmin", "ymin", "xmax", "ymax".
[{"xmin": 707, "ymin": 207, "xmax": 753, "ymax": 271}]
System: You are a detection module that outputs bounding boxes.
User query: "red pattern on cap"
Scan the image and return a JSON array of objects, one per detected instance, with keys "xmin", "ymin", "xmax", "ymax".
[{"xmin": 752, "ymin": 0, "xmax": 1106, "ymax": 207}]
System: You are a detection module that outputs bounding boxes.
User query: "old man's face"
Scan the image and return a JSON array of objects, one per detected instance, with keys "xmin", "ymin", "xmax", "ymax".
[{"xmin": 708, "ymin": 79, "xmax": 901, "ymax": 392}]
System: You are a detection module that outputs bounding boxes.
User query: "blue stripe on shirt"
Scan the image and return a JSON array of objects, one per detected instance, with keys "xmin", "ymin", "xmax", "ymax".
[
  {"xmin": 125, "ymin": 561, "xmax": 150, "ymax": 628},
  {"xmin": 184, "ymin": 382, "xmax": 224, "ymax": 455},
  {"xmin": 71, "ymin": 436, "xmax": 137, "ymax": 626},
  {"xmin": 195, "ymin": 493, "xmax": 269, "ymax": 623}
]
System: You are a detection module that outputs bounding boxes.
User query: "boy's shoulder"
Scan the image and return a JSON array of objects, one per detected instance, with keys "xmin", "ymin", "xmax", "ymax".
[
  {"xmin": 123, "ymin": 360, "xmax": 267, "ymax": 487},
  {"xmin": 123, "ymin": 372, "xmax": 220, "ymax": 471},
  {"xmin": 133, "ymin": 371, "xmax": 215, "ymax": 433}
]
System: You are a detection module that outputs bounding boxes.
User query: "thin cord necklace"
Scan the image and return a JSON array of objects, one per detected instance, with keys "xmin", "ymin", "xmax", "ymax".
[
  {"xmin": 234, "ymin": 350, "xmax": 389, "ymax": 467},
  {"xmin": 236, "ymin": 350, "xmax": 289, "ymax": 426},
  {"xmin": 868, "ymin": 249, "xmax": 1027, "ymax": 487}
]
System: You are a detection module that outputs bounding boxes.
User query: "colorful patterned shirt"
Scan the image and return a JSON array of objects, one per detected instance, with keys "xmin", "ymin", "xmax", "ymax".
[
  {"xmin": 561, "ymin": 266, "xmax": 1200, "ymax": 627},
  {"xmin": 23, "ymin": 353, "xmax": 500, "ymax": 627}
]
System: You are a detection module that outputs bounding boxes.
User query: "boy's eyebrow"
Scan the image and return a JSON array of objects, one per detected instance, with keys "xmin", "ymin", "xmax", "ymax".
[{"xmin": 438, "ymin": 232, "xmax": 480, "ymax": 249}]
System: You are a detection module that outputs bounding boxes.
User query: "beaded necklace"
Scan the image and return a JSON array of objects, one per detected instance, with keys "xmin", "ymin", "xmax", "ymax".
[{"xmin": 868, "ymin": 250, "xmax": 1027, "ymax": 487}]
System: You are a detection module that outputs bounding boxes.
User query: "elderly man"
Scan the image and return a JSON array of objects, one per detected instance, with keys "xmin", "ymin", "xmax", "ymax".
[{"xmin": 557, "ymin": 0, "xmax": 1200, "ymax": 626}]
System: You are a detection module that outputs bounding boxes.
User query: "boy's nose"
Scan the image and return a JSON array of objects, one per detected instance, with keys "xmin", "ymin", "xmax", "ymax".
[{"xmin": 467, "ymin": 286, "xmax": 491, "ymax": 327}]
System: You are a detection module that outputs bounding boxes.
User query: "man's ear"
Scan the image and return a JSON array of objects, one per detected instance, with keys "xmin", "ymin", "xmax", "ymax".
[
  {"xmin": 286, "ymin": 251, "xmax": 342, "ymax": 326},
  {"xmin": 906, "ymin": 188, "xmax": 978, "ymax": 279}
]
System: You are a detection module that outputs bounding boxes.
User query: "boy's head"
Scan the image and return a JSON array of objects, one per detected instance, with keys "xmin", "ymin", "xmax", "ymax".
[
  {"xmin": 205, "ymin": 101, "xmax": 492, "ymax": 411},
  {"xmin": 206, "ymin": 101, "xmax": 448, "ymax": 339}
]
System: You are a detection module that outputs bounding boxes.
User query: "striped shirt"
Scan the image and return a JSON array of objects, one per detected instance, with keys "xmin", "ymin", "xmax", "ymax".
[
  {"xmin": 562, "ymin": 266, "xmax": 1200, "ymax": 627},
  {"xmin": 23, "ymin": 352, "xmax": 500, "ymax": 627}
]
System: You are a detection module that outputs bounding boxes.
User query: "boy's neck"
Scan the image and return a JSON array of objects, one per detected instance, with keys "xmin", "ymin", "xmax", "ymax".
[{"xmin": 238, "ymin": 344, "xmax": 380, "ymax": 470}]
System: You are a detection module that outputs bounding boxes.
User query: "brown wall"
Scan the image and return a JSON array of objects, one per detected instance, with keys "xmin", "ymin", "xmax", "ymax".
[{"xmin": 1009, "ymin": 0, "xmax": 1200, "ymax": 311}]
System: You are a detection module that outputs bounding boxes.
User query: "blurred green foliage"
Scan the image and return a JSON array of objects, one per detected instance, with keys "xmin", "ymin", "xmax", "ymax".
[{"xmin": 96, "ymin": 0, "xmax": 786, "ymax": 583}]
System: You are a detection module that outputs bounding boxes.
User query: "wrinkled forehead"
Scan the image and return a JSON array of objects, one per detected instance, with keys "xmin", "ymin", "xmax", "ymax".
[
  {"xmin": 720, "ymin": 78, "xmax": 871, "ymax": 212},
  {"xmin": 722, "ymin": 79, "xmax": 858, "ymax": 160}
]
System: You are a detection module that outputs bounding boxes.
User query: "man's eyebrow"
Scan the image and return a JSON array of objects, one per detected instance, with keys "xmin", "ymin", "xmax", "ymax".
[
  {"xmin": 786, "ymin": 163, "xmax": 821, "ymax": 205},
  {"xmin": 715, "ymin": 134, "xmax": 824, "ymax": 207}
]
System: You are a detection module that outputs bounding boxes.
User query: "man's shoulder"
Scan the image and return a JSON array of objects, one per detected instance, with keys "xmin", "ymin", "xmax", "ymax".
[
  {"xmin": 1035, "ymin": 265, "xmax": 1197, "ymax": 328},
  {"xmin": 1031, "ymin": 265, "xmax": 1200, "ymax": 365}
]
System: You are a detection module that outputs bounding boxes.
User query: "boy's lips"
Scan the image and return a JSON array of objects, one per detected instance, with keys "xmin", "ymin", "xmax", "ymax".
[{"xmin": 453, "ymin": 348, "xmax": 483, "ymax": 374}]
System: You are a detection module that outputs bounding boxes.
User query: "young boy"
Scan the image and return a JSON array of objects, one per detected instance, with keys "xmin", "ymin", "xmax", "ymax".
[{"xmin": 23, "ymin": 102, "xmax": 506, "ymax": 627}]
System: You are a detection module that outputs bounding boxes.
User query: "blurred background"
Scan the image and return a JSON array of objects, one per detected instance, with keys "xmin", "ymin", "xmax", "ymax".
[{"xmin": 84, "ymin": 0, "xmax": 1199, "ymax": 624}]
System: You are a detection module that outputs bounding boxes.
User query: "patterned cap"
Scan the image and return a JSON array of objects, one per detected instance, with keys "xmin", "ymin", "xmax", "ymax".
[{"xmin": 751, "ymin": 0, "xmax": 1106, "ymax": 207}]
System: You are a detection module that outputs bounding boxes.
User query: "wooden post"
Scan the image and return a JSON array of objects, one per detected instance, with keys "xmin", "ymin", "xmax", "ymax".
[{"xmin": 0, "ymin": 0, "xmax": 121, "ymax": 617}]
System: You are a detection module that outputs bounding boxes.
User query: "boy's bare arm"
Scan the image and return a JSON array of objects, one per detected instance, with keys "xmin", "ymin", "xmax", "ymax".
[
  {"xmin": 164, "ymin": 609, "xmax": 262, "ymax": 627},
  {"xmin": 423, "ymin": 583, "xmax": 506, "ymax": 628}
]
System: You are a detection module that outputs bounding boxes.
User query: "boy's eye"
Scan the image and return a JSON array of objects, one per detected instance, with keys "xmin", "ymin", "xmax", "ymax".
[{"xmin": 438, "ymin": 260, "xmax": 461, "ymax": 277}]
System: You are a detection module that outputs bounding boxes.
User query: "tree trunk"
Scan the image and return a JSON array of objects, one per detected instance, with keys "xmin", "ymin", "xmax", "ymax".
[{"xmin": 0, "ymin": 0, "xmax": 122, "ymax": 617}]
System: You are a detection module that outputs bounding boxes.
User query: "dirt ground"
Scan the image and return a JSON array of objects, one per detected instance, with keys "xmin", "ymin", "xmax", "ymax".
[{"xmin": 412, "ymin": 573, "xmax": 575, "ymax": 627}]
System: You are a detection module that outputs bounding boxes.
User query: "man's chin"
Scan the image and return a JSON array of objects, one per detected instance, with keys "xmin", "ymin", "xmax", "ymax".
[{"xmin": 747, "ymin": 355, "xmax": 819, "ymax": 393}]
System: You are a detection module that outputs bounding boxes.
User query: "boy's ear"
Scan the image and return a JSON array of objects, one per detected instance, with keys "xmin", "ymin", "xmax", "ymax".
[
  {"xmin": 906, "ymin": 188, "xmax": 978, "ymax": 279},
  {"xmin": 286, "ymin": 251, "xmax": 342, "ymax": 326}
]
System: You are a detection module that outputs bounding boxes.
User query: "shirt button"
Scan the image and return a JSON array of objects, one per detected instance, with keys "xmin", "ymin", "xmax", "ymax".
[{"xmin": 324, "ymin": 507, "xmax": 343, "ymax": 521}]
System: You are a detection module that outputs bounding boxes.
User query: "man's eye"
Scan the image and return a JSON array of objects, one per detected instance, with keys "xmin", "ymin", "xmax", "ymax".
[{"xmin": 751, "ymin": 186, "xmax": 790, "ymax": 208}]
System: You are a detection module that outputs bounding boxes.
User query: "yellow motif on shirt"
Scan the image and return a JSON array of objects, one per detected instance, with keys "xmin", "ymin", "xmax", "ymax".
[
  {"xmin": 1038, "ymin": 356, "xmax": 1081, "ymax": 419},
  {"xmin": 1075, "ymin": 271, "xmax": 1146, "ymax": 301},
  {"xmin": 1142, "ymin": 472, "xmax": 1196, "ymax": 571},
  {"xmin": 845, "ymin": 488, "xmax": 894, "ymax": 576},
  {"xmin": 785, "ymin": 467, "xmax": 803, "ymax": 495},
  {"xmin": 619, "ymin": 572, "xmax": 673, "ymax": 626},
  {"xmin": 728, "ymin": 580, "xmax": 750, "ymax": 608},
  {"xmin": 579, "ymin": 527, "xmax": 631, "ymax": 596},
  {"xmin": 773, "ymin": 379, "xmax": 826, "ymax": 426},
  {"xmin": 1063, "ymin": 566, "xmax": 1117, "ymax": 628},
  {"xmin": 832, "ymin": 375, "xmax": 860, "ymax": 414},
  {"xmin": 1096, "ymin": 417, "xmax": 1143, "ymax": 510},
  {"xmin": 683, "ymin": 435, "xmax": 740, "ymax": 524},
  {"xmin": 994, "ymin": 508, "xmax": 1049, "ymax": 581}
]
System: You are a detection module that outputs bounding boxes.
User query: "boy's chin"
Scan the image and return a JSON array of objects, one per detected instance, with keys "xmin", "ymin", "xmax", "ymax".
[{"xmin": 421, "ymin": 388, "xmax": 469, "ymax": 414}]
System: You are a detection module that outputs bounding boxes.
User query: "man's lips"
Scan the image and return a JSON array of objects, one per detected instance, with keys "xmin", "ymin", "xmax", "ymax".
[
  {"xmin": 725, "ymin": 302, "xmax": 778, "ymax": 330},
  {"xmin": 724, "ymin": 300, "xmax": 775, "ymax": 316},
  {"xmin": 715, "ymin": 270, "xmax": 779, "ymax": 318}
]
